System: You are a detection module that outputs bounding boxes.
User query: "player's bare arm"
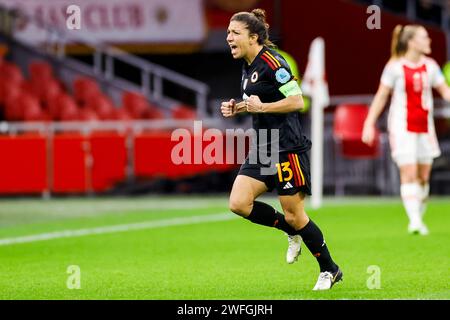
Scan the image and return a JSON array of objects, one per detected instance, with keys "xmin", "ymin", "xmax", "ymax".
[
  {"xmin": 362, "ymin": 84, "xmax": 392, "ymax": 145},
  {"xmin": 245, "ymin": 92, "xmax": 303, "ymax": 113},
  {"xmin": 436, "ymin": 82, "xmax": 450, "ymax": 102}
]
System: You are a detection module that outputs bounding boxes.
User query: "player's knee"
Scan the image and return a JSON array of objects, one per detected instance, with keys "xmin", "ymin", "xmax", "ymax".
[
  {"xmin": 229, "ymin": 197, "xmax": 252, "ymax": 217},
  {"xmin": 284, "ymin": 212, "xmax": 296, "ymax": 226},
  {"xmin": 283, "ymin": 208, "xmax": 308, "ymax": 229},
  {"xmin": 418, "ymin": 173, "xmax": 430, "ymax": 185},
  {"xmin": 400, "ymin": 171, "xmax": 418, "ymax": 184}
]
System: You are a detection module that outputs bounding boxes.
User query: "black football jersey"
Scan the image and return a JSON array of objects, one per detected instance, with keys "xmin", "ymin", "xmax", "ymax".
[{"xmin": 241, "ymin": 46, "xmax": 311, "ymax": 153}]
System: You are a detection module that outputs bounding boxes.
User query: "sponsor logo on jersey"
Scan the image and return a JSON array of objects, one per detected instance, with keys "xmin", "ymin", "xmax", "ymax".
[{"xmin": 275, "ymin": 68, "xmax": 290, "ymax": 84}]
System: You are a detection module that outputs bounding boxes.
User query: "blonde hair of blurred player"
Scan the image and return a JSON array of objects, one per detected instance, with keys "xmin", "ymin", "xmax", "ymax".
[
  {"xmin": 362, "ymin": 24, "xmax": 450, "ymax": 234},
  {"xmin": 390, "ymin": 24, "xmax": 429, "ymax": 59}
]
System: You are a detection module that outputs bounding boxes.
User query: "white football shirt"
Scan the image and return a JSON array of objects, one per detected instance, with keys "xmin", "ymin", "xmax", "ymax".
[{"xmin": 380, "ymin": 57, "xmax": 445, "ymax": 133}]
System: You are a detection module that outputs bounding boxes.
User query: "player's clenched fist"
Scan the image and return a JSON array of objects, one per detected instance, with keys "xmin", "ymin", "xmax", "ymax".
[
  {"xmin": 246, "ymin": 95, "xmax": 264, "ymax": 113},
  {"xmin": 221, "ymin": 99, "xmax": 236, "ymax": 117}
]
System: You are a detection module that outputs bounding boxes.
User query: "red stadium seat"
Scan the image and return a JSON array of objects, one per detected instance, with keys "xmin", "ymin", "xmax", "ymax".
[
  {"xmin": 20, "ymin": 81, "xmax": 34, "ymax": 95},
  {"xmin": 26, "ymin": 79, "xmax": 62, "ymax": 106},
  {"xmin": 41, "ymin": 79, "xmax": 62, "ymax": 105},
  {"xmin": 0, "ymin": 81, "xmax": 21, "ymax": 107},
  {"xmin": 48, "ymin": 93, "xmax": 78, "ymax": 121},
  {"xmin": 5, "ymin": 92, "xmax": 43, "ymax": 121},
  {"xmin": 122, "ymin": 91, "xmax": 152, "ymax": 119},
  {"xmin": 112, "ymin": 108, "xmax": 132, "ymax": 121},
  {"xmin": 86, "ymin": 94, "xmax": 115, "ymax": 120},
  {"xmin": 58, "ymin": 94, "xmax": 80, "ymax": 121},
  {"xmin": 73, "ymin": 76, "xmax": 101, "ymax": 106},
  {"xmin": 333, "ymin": 104, "xmax": 384, "ymax": 195},
  {"xmin": 334, "ymin": 104, "xmax": 380, "ymax": 157},
  {"xmin": 4, "ymin": 94, "xmax": 24, "ymax": 121},
  {"xmin": 0, "ymin": 62, "xmax": 24, "ymax": 84},
  {"xmin": 171, "ymin": 104, "xmax": 197, "ymax": 119},
  {"xmin": 143, "ymin": 107, "xmax": 165, "ymax": 120},
  {"xmin": 29, "ymin": 60, "xmax": 53, "ymax": 82},
  {"xmin": 24, "ymin": 104, "xmax": 49, "ymax": 122},
  {"xmin": 78, "ymin": 108, "xmax": 99, "ymax": 121}
]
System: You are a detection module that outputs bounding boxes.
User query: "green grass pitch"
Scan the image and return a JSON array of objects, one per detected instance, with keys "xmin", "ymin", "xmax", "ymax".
[{"xmin": 0, "ymin": 196, "xmax": 448, "ymax": 300}]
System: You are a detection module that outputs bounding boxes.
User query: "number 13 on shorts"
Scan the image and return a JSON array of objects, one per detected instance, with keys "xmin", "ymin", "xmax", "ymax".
[
  {"xmin": 275, "ymin": 154, "xmax": 306, "ymax": 186},
  {"xmin": 276, "ymin": 162, "xmax": 293, "ymax": 182}
]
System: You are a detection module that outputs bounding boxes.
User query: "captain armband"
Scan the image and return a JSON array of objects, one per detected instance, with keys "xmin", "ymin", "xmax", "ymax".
[{"xmin": 279, "ymin": 80, "xmax": 302, "ymax": 97}]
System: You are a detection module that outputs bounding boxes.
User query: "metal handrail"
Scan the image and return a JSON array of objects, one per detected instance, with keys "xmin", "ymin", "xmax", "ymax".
[{"xmin": 0, "ymin": 119, "xmax": 224, "ymax": 135}]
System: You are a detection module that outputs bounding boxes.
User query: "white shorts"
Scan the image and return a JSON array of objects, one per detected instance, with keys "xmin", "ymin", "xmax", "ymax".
[{"xmin": 389, "ymin": 130, "xmax": 441, "ymax": 166}]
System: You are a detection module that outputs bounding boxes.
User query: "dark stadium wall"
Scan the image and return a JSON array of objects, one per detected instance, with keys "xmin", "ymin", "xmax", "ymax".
[
  {"xmin": 138, "ymin": 0, "xmax": 446, "ymax": 100},
  {"xmin": 276, "ymin": 0, "xmax": 447, "ymax": 96}
]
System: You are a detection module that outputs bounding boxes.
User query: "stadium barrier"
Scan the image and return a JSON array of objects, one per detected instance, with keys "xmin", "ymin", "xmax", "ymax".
[
  {"xmin": 0, "ymin": 120, "xmax": 239, "ymax": 196},
  {"xmin": 0, "ymin": 133, "xmax": 47, "ymax": 194}
]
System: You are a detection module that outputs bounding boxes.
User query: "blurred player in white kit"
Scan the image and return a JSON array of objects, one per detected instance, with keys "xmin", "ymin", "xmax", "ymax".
[{"xmin": 362, "ymin": 24, "xmax": 450, "ymax": 235}]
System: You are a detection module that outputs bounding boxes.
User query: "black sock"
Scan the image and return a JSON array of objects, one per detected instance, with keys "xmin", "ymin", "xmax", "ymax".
[
  {"xmin": 298, "ymin": 219, "xmax": 338, "ymax": 273},
  {"xmin": 245, "ymin": 201, "xmax": 298, "ymax": 235}
]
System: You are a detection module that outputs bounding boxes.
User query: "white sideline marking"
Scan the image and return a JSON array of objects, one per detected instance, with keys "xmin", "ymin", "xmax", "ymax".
[{"xmin": 0, "ymin": 213, "xmax": 236, "ymax": 246}]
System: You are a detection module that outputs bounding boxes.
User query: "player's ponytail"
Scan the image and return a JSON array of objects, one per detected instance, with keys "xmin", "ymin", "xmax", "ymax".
[
  {"xmin": 250, "ymin": 9, "xmax": 276, "ymax": 48},
  {"xmin": 250, "ymin": 8, "xmax": 267, "ymax": 23},
  {"xmin": 391, "ymin": 25, "xmax": 405, "ymax": 59},
  {"xmin": 390, "ymin": 24, "xmax": 421, "ymax": 60},
  {"xmin": 231, "ymin": 8, "xmax": 276, "ymax": 48}
]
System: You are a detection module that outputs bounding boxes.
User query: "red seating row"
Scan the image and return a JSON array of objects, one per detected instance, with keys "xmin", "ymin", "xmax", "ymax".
[
  {"xmin": 0, "ymin": 131, "xmax": 238, "ymax": 194},
  {"xmin": 0, "ymin": 60, "xmax": 197, "ymax": 122}
]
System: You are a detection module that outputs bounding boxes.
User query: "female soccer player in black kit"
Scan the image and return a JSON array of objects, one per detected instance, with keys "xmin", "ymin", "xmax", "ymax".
[{"xmin": 221, "ymin": 9, "xmax": 342, "ymax": 290}]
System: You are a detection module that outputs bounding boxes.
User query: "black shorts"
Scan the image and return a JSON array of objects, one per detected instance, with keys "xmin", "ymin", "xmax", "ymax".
[{"xmin": 238, "ymin": 150, "xmax": 311, "ymax": 196}]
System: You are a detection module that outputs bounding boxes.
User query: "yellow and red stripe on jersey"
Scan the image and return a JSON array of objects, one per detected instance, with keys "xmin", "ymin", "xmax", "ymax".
[
  {"xmin": 261, "ymin": 51, "xmax": 281, "ymax": 70},
  {"xmin": 265, "ymin": 51, "xmax": 281, "ymax": 67}
]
